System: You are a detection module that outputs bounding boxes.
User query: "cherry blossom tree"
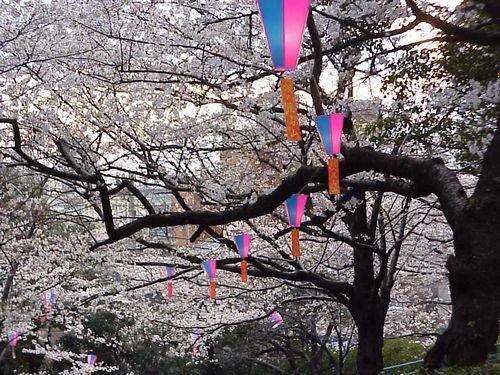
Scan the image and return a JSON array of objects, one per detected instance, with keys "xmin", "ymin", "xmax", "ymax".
[{"xmin": 1, "ymin": 0, "xmax": 499, "ymax": 374}]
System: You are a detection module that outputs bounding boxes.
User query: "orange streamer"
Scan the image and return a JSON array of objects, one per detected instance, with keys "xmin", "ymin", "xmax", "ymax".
[
  {"xmin": 280, "ymin": 78, "xmax": 302, "ymax": 141},
  {"xmin": 209, "ymin": 280, "xmax": 216, "ymax": 299},
  {"xmin": 240, "ymin": 259, "xmax": 248, "ymax": 283},
  {"xmin": 291, "ymin": 228, "xmax": 300, "ymax": 257},
  {"xmin": 328, "ymin": 157, "xmax": 340, "ymax": 195}
]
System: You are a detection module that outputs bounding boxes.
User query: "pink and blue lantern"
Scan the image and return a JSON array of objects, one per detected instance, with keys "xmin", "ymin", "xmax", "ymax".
[
  {"xmin": 315, "ymin": 113, "xmax": 344, "ymax": 195},
  {"xmin": 202, "ymin": 259, "xmax": 217, "ymax": 299},
  {"xmin": 256, "ymin": 0, "xmax": 311, "ymax": 71},
  {"xmin": 270, "ymin": 312, "xmax": 284, "ymax": 328},
  {"xmin": 8, "ymin": 331, "xmax": 18, "ymax": 347},
  {"xmin": 284, "ymin": 194, "xmax": 308, "ymax": 257},
  {"xmin": 191, "ymin": 330, "xmax": 201, "ymax": 356},
  {"xmin": 234, "ymin": 234, "xmax": 251, "ymax": 283},
  {"xmin": 163, "ymin": 266, "xmax": 175, "ymax": 298},
  {"xmin": 87, "ymin": 354, "xmax": 97, "ymax": 366},
  {"xmin": 7, "ymin": 331, "xmax": 19, "ymax": 359},
  {"xmin": 43, "ymin": 291, "xmax": 57, "ymax": 307}
]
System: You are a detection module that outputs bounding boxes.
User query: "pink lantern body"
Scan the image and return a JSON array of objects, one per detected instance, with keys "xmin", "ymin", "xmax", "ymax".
[
  {"xmin": 285, "ymin": 194, "xmax": 308, "ymax": 227},
  {"xmin": 87, "ymin": 354, "xmax": 97, "ymax": 366},
  {"xmin": 43, "ymin": 291, "xmax": 57, "ymax": 307},
  {"xmin": 256, "ymin": 0, "xmax": 310, "ymax": 71},
  {"xmin": 315, "ymin": 113, "xmax": 344, "ymax": 156},
  {"xmin": 234, "ymin": 234, "xmax": 251, "ymax": 259},
  {"xmin": 8, "ymin": 331, "xmax": 18, "ymax": 347},
  {"xmin": 163, "ymin": 266, "xmax": 175, "ymax": 278},
  {"xmin": 201, "ymin": 259, "xmax": 217, "ymax": 280},
  {"xmin": 270, "ymin": 312, "xmax": 284, "ymax": 328}
]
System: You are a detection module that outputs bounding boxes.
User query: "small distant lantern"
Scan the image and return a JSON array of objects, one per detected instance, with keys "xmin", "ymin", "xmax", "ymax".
[
  {"xmin": 87, "ymin": 354, "xmax": 97, "ymax": 374},
  {"xmin": 7, "ymin": 331, "xmax": 19, "ymax": 359},
  {"xmin": 191, "ymin": 330, "xmax": 202, "ymax": 356},
  {"xmin": 202, "ymin": 259, "xmax": 217, "ymax": 299},
  {"xmin": 256, "ymin": 0, "xmax": 311, "ymax": 72},
  {"xmin": 163, "ymin": 266, "xmax": 175, "ymax": 298},
  {"xmin": 270, "ymin": 312, "xmax": 284, "ymax": 328},
  {"xmin": 284, "ymin": 194, "xmax": 308, "ymax": 257},
  {"xmin": 234, "ymin": 234, "xmax": 251, "ymax": 282},
  {"xmin": 315, "ymin": 113, "xmax": 344, "ymax": 195}
]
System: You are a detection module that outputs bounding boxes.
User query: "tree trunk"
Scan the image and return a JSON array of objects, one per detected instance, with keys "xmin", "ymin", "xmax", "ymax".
[
  {"xmin": 352, "ymin": 303, "xmax": 385, "ymax": 375},
  {"xmin": 425, "ymin": 119, "xmax": 500, "ymax": 369},
  {"xmin": 425, "ymin": 198, "xmax": 500, "ymax": 368}
]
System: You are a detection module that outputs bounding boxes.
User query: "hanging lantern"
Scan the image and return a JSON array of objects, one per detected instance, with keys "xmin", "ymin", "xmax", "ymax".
[
  {"xmin": 43, "ymin": 291, "xmax": 57, "ymax": 307},
  {"xmin": 270, "ymin": 312, "xmax": 284, "ymax": 328},
  {"xmin": 284, "ymin": 194, "xmax": 308, "ymax": 257},
  {"xmin": 190, "ymin": 330, "xmax": 201, "ymax": 356},
  {"xmin": 256, "ymin": 0, "xmax": 311, "ymax": 71},
  {"xmin": 87, "ymin": 354, "xmax": 97, "ymax": 375},
  {"xmin": 234, "ymin": 234, "xmax": 251, "ymax": 282},
  {"xmin": 40, "ymin": 290, "xmax": 57, "ymax": 322},
  {"xmin": 163, "ymin": 266, "xmax": 175, "ymax": 298},
  {"xmin": 315, "ymin": 113, "xmax": 344, "ymax": 195},
  {"xmin": 8, "ymin": 331, "xmax": 18, "ymax": 359},
  {"xmin": 280, "ymin": 78, "xmax": 302, "ymax": 141},
  {"xmin": 202, "ymin": 259, "xmax": 217, "ymax": 299}
]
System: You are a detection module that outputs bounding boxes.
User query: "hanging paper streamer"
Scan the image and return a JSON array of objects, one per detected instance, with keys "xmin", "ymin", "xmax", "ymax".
[
  {"xmin": 285, "ymin": 194, "xmax": 308, "ymax": 257},
  {"xmin": 280, "ymin": 78, "xmax": 301, "ymax": 141},
  {"xmin": 234, "ymin": 234, "xmax": 252, "ymax": 283},
  {"xmin": 163, "ymin": 266, "xmax": 175, "ymax": 298},
  {"xmin": 256, "ymin": 0, "xmax": 311, "ymax": 71},
  {"xmin": 191, "ymin": 330, "xmax": 201, "ymax": 356},
  {"xmin": 202, "ymin": 259, "xmax": 217, "ymax": 299},
  {"xmin": 270, "ymin": 312, "xmax": 284, "ymax": 328},
  {"xmin": 315, "ymin": 113, "xmax": 344, "ymax": 195}
]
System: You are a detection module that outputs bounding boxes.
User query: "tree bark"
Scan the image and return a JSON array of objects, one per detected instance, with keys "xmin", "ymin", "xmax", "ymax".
[
  {"xmin": 352, "ymin": 302, "xmax": 385, "ymax": 375},
  {"xmin": 425, "ymin": 119, "xmax": 500, "ymax": 368}
]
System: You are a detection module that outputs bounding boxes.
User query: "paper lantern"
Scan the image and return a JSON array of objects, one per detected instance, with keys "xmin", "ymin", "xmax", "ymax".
[
  {"xmin": 202, "ymin": 259, "xmax": 217, "ymax": 299},
  {"xmin": 234, "ymin": 234, "xmax": 251, "ymax": 282},
  {"xmin": 87, "ymin": 354, "xmax": 97, "ymax": 374},
  {"xmin": 40, "ymin": 290, "xmax": 57, "ymax": 322},
  {"xmin": 163, "ymin": 266, "xmax": 175, "ymax": 298},
  {"xmin": 87, "ymin": 354, "xmax": 97, "ymax": 366},
  {"xmin": 7, "ymin": 331, "xmax": 19, "ymax": 359},
  {"xmin": 191, "ymin": 330, "xmax": 201, "ymax": 356},
  {"xmin": 256, "ymin": 0, "xmax": 310, "ymax": 71},
  {"xmin": 270, "ymin": 312, "xmax": 284, "ymax": 328},
  {"xmin": 8, "ymin": 331, "xmax": 18, "ymax": 347},
  {"xmin": 280, "ymin": 78, "xmax": 302, "ymax": 141},
  {"xmin": 284, "ymin": 194, "xmax": 308, "ymax": 257},
  {"xmin": 315, "ymin": 113, "xmax": 344, "ymax": 195}
]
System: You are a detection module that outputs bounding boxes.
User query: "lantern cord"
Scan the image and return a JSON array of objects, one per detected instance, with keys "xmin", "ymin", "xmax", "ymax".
[
  {"xmin": 240, "ymin": 259, "xmax": 248, "ymax": 282},
  {"xmin": 328, "ymin": 157, "xmax": 340, "ymax": 195},
  {"xmin": 209, "ymin": 280, "xmax": 216, "ymax": 299},
  {"xmin": 291, "ymin": 228, "xmax": 301, "ymax": 257}
]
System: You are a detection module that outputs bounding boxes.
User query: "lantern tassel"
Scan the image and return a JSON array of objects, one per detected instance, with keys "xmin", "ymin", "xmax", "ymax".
[
  {"xmin": 209, "ymin": 280, "xmax": 216, "ymax": 299},
  {"xmin": 291, "ymin": 228, "xmax": 300, "ymax": 257},
  {"xmin": 11, "ymin": 347, "xmax": 16, "ymax": 360},
  {"xmin": 240, "ymin": 260, "xmax": 248, "ymax": 282},
  {"xmin": 167, "ymin": 281, "xmax": 173, "ymax": 298},
  {"xmin": 328, "ymin": 157, "xmax": 340, "ymax": 195}
]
